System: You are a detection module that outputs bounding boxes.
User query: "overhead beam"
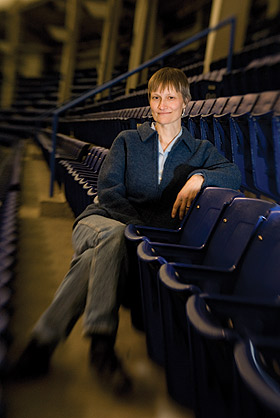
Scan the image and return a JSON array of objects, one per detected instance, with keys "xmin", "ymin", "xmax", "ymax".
[
  {"xmin": 57, "ymin": 0, "xmax": 81, "ymax": 105},
  {"xmin": 266, "ymin": 0, "xmax": 280, "ymax": 18},
  {"xmin": 84, "ymin": 0, "xmax": 108, "ymax": 19},
  {"xmin": 47, "ymin": 25, "xmax": 68, "ymax": 43},
  {"xmin": 0, "ymin": 0, "xmax": 48, "ymax": 11},
  {"xmin": 97, "ymin": 0, "xmax": 123, "ymax": 98},
  {"xmin": 204, "ymin": 0, "xmax": 251, "ymax": 73},
  {"xmin": 0, "ymin": 40, "xmax": 10, "ymax": 53},
  {"xmin": 126, "ymin": 0, "xmax": 159, "ymax": 94},
  {"xmin": 139, "ymin": 0, "xmax": 158, "ymax": 86},
  {"xmin": 1, "ymin": 1, "xmax": 21, "ymax": 109}
]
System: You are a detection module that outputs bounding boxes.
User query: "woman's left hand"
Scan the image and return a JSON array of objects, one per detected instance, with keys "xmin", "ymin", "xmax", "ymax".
[{"xmin": 171, "ymin": 174, "xmax": 204, "ymax": 220}]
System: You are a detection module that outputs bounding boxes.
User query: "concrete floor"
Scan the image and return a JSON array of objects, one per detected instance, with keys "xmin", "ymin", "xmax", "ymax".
[{"xmin": 4, "ymin": 140, "xmax": 194, "ymax": 418}]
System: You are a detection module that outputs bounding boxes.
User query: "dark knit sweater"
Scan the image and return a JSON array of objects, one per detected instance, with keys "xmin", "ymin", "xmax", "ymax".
[{"xmin": 74, "ymin": 122, "xmax": 241, "ymax": 229}]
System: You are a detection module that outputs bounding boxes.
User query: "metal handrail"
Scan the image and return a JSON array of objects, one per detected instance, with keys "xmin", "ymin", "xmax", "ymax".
[{"xmin": 49, "ymin": 16, "xmax": 236, "ymax": 196}]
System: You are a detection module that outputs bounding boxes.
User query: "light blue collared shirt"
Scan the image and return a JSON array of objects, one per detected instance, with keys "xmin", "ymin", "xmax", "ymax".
[{"xmin": 151, "ymin": 123, "xmax": 182, "ymax": 184}]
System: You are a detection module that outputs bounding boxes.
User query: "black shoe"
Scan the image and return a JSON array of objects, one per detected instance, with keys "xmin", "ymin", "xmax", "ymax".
[
  {"xmin": 11, "ymin": 338, "xmax": 55, "ymax": 380},
  {"xmin": 90, "ymin": 335, "xmax": 132, "ymax": 395}
]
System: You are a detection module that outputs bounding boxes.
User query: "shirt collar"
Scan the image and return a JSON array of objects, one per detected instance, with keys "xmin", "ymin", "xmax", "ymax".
[
  {"xmin": 137, "ymin": 121, "xmax": 195, "ymax": 152},
  {"xmin": 151, "ymin": 122, "xmax": 182, "ymax": 153}
]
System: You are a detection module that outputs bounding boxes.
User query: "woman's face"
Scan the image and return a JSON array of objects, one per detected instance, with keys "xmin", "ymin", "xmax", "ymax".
[{"xmin": 149, "ymin": 85, "xmax": 186, "ymax": 127}]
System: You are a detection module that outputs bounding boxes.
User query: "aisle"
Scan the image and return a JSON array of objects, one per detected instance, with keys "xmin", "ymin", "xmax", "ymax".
[{"xmin": 4, "ymin": 140, "xmax": 194, "ymax": 418}]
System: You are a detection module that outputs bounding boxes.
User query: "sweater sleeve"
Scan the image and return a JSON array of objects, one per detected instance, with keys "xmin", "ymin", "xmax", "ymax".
[
  {"xmin": 96, "ymin": 133, "xmax": 144, "ymax": 225},
  {"xmin": 188, "ymin": 139, "xmax": 242, "ymax": 190}
]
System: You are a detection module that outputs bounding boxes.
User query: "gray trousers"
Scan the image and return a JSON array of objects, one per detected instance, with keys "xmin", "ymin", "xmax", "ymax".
[{"xmin": 32, "ymin": 215, "xmax": 127, "ymax": 345}]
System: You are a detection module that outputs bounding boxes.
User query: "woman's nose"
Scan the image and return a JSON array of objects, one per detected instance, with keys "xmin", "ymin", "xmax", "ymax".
[{"xmin": 158, "ymin": 98, "xmax": 166, "ymax": 109}]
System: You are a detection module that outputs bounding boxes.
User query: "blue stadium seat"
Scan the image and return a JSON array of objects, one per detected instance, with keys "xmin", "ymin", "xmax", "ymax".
[
  {"xmin": 123, "ymin": 187, "xmax": 242, "ymax": 336},
  {"xmin": 213, "ymin": 95, "xmax": 243, "ymax": 159},
  {"xmin": 185, "ymin": 99, "xmax": 206, "ymax": 137},
  {"xmin": 248, "ymin": 105, "xmax": 280, "ymax": 201},
  {"xmin": 187, "ymin": 98, "xmax": 216, "ymax": 138},
  {"xmin": 234, "ymin": 338, "xmax": 280, "ymax": 418},
  {"xmin": 60, "ymin": 146, "xmax": 108, "ymax": 216},
  {"xmin": 231, "ymin": 91, "xmax": 280, "ymax": 198},
  {"xmin": 200, "ymin": 96, "xmax": 229, "ymax": 144},
  {"xmin": 136, "ymin": 197, "xmax": 275, "ymax": 376},
  {"xmin": 226, "ymin": 93, "xmax": 259, "ymax": 166},
  {"xmin": 125, "ymin": 187, "xmax": 242, "ymax": 247},
  {"xmin": 186, "ymin": 208, "xmax": 280, "ymax": 418}
]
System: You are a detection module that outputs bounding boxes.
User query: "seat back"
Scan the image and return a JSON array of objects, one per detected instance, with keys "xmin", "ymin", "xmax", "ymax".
[
  {"xmin": 234, "ymin": 338, "xmax": 280, "ymax": 418},
  {"xmin": 249, "ymin": 113, "xmax": 280, "ymax": 200},
  {"xmin": 198, "ymin": 98, "xmax": 216, "ymax": 116},
  {"xmin": 158, "ymin": 262, "xmax": 198, "ymax": 408},
  {"xmin": 203, "ymin": 197, "xmax": 275, "ymax": 268},
  {"xmin": 272, "ymin": 116, "xmax": 280, "ymax": 195},
  {"xmin": 252, "ymin": 91, "xmax": 280, "ymax": 115},
  {"xmin": 234, "ymin": 209, "xmax": 280, "ymax": 299},
  {"xmin": 206, "ymin": 96, "xmax": 229, "ymax": 116},
  {"xmin": 234, "ymin": 93, "xmax": 259, "ymax": 116},
  {"xmin": 81, "ymin": 146, "xmax": 99, "ymax": 167},
  {"xmin": 88, "ymin": 147, "xmax": 108, "ymax": 172},
  {"xmin": 188, "ymin": 99, "xmax": 205, "ymax": 116},
  {"xmin": 221, "ymin": 95, "xmax": 243, "ymax": 115},
  {"xmin": 213, "ymin": 113, "xmax": 234, "ymax": 159},
  {"xmin": 178, "ymin": 187, "xmax": 243, "ymax": 247},
  {"xmin": 200, "ymin": 97, "xmax": 229, "ymax": 143},
  {"xmin": 230, "ymin": 112, "xmax": 256, "ymax": 193},
  {"xmin": 188, "ymin": 98, "xmax": 216, "ymax": 138},
  {"xmin": 136, "ymin": 240, "xmax": 166, "ymax": 366}
]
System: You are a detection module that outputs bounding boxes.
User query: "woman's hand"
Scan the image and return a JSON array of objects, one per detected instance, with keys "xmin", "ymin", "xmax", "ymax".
[{"xmin": 171, "ymin": 174, "xmax": 204, "ymax": 220}]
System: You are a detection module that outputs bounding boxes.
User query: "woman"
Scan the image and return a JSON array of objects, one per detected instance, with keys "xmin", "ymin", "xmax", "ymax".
[{"xmin": 15, "ymin": 67, "xmax": 241, "ymax": 394}]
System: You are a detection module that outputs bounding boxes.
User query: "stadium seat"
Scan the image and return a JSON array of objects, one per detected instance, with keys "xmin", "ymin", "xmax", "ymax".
[
  {"xmin": 249, "ymin": 111, "xmax": 280, "ymax": 201},
  {"xmin": 187, "ymin": 98, "xmax": 216, "ymax": 138},
  {"xmin": 136, "ymin": 197, "xmax": 275, "ymax": 375},
  {"xmin": 213, "ymin": 95, "xmax": 243, "ymax": 159},
  {"xmin": 234, "ymin": 338, "xmax": 280, "ymax": 418},
  {"xmin": 200, "ymin": 96, "xmax": 229, "ymax": 144},
  {"xmin": 186, "ymin": 208, "xmax": 280, "ymax": 418},
  {"xmin": 231, "ymin": 91, "xmax": 280, "ymax": 197},
  {"xmin": 123, "ymin": 187, "xmax": 242, "ymax": 335},
  {"xmin": 61, "ymin": 146, "xmax": 108, "ymax": 216}
]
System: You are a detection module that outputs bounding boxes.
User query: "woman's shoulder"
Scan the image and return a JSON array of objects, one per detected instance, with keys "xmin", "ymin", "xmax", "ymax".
[
  {"xmin": 137, "ymin": 121, "xmax": 155, "ymax": 141},
  {"xmin": 113, "ymin": 122, "xmax": 155, "ymax": 145}
]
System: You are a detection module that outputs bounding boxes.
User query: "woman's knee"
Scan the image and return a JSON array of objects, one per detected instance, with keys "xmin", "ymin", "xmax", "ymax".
[
  {"xmin": 99, "ymin": 223, "xmax": 126, "ymax": 250},
  {"xmin": 73, "ymin": 216, "xmax": 125, "ymax": 254}
]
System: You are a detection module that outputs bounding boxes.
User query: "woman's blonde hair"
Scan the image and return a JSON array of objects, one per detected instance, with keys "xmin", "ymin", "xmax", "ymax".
[{"xmin": 148, "ymin": 67, "xmax": 191, "ymax": 103}]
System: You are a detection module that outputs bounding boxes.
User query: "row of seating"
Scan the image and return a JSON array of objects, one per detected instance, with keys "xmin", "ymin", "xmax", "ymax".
[
  {"xmin": 0, "ymin": 139, "xmax": 23, "ymax": 203},
  {"xmin": 58, "ymin": 145, "xmax": 109, "ymax": 216},
  {"xmin": 51, "ymin": 35, "xmax": 280, "ymax": 121},
  {"xmin": 187, "ymin": 52, "xmax": 280, "ymax": 100},
  {"xmin": 0, "ymin": 138, "xmax": 23, "ymax": 417},
  {"xmin": 34, "ymin": 129, "xmax": 91, "ymax": 186},
  {"xmin": 124, "ymin": 187, "xmax": 280, "ymax": 418},
  {"xmin": 57, "ymin": 90, "xmax": 280, "ymax": 202},
  {"xmin": 59, "ymin": 106, "xmax": 152, "ymax": 149},
  {"xmin": 210, "ymin": 33, "xmax": 280, "ymax": 71},
  {"xmin": 0, "ymin": 189, "xmax": 19, "ymax": 418},
  {"xmin": 222, "ymin": 53, "xmax": 280, "ymax": 97},
  {"xmin": 64, "ymin": 51, "xmax": 280, "ymax": 118},
  {"xmin": 184, "ymin": 90, "xmax": 280, "ymax": 201}
]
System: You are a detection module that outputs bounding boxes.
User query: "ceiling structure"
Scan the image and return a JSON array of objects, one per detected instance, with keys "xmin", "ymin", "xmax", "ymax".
[{"xmin": 0, "ymin": 0, "xmax": 278, "ymax": 107}]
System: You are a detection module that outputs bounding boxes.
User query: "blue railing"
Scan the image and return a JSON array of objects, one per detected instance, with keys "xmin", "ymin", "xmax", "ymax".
[{"xmin": 49, "ymin": 16, "xmax": 236, "ymax": 196}]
